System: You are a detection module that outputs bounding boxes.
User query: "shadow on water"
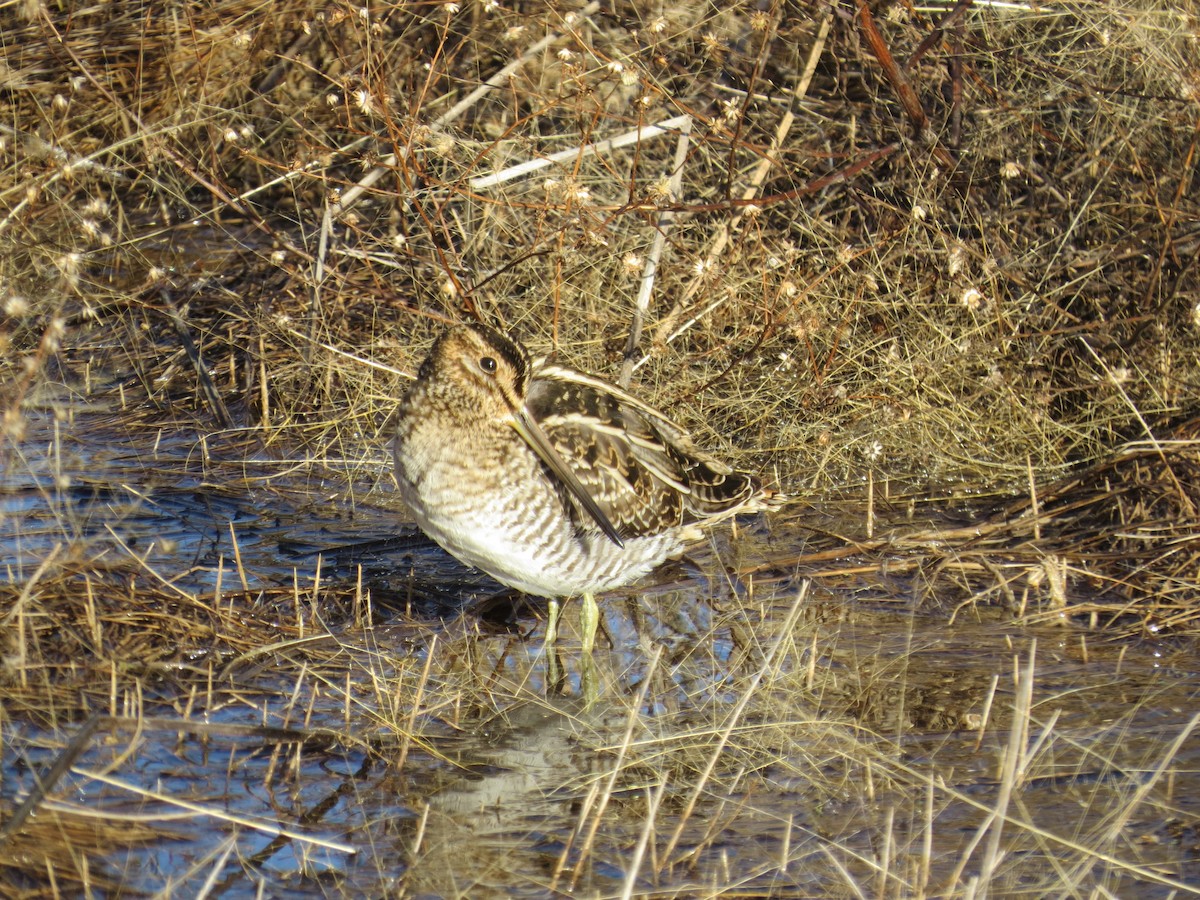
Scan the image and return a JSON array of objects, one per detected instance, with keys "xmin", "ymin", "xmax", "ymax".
[{"xmin": 3, "ymin": 408, "xmax": 1200, "ymax": 897}]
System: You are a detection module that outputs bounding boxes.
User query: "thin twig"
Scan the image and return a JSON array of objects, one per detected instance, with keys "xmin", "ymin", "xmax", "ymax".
[
  {"xmin": 470, "ymin": 114, "xmax": 692, "ymax": 191},
  {"xmin": 620, "ymin": 116, "xmax": 691, "ymax": 389}
]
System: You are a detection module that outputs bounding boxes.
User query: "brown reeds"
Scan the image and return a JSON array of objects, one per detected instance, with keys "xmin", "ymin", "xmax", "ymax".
[{"xmin": 2, "ymin": 0, "xmax": 1200, "ymax": 894}]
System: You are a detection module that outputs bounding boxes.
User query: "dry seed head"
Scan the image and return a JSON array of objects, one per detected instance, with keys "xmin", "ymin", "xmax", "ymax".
[
  {"xmin": 750, "ymin": 11, "xmax": 771, "ymax": 31},
  {"xmin": 1001, "ymin": 161, "xmax": 1022, "ymax": 179},
  {"xmin": 622, "ymin": 253, "xmax": 643, "ymax": 275},
  {"xmin": 82, "ymin": 197, "xmax": 110, "ymax": 217},
  {"xmin": 701, "ymin": 31, "xmax": 724, "ymax": 59},
  {"xmin": 431, "ymin": 132, "xmax": 455, "ymax": 156},
  {"xmin": 566, "ymin": 184, "xmax": 591, "ymax": 203},
  {"xmin": 3, "ymin": 408, "xmax": 25, "ymax": 442},
  {"xmin": 648, "ymin": 176, "xmax": 674, "ymax": 203},
  {"xmin": 57, "ymin": 252, "xmax": 83, "ymax": 283},
  {"xmin": 960, "ymin": 287, "xmax": 984, "ymax": 310},
  {"xmin": 4, "ymin": 294, "xmax": 29, "ymax": 317},
  {"xmin": 46, "ymin": 317, "xmax": 66, "ymax": 345},
  {"xmin": 947, "ymin": 245, "xmax": 966, "ymax": 278}
]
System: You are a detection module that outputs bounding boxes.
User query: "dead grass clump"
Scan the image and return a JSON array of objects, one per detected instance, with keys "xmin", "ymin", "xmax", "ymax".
[
  {"xmin": 1, "ymin": 0, "xmax": 1195, "ymax": 499},
  {"xmin": 0, "ymin": 570, "xmax": 369, "ymax": 726},
  {"xmin": 987, "ymin": 414, "xmax": 1200, "ymax": 631},
  {"xmin": 0, "ymin": 805, "xmax": 171, "ymax": 896}
]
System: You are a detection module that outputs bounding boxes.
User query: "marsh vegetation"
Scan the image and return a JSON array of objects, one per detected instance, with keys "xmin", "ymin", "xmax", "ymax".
[{"xmin": 1, "ymin": 0, "xmax": 1198, "ymax": 895}]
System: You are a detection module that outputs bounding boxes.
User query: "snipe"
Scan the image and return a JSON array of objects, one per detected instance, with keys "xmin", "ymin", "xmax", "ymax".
[{"xmin": 392, "ymin": 321, "xmax": 777, "ymax": 651}]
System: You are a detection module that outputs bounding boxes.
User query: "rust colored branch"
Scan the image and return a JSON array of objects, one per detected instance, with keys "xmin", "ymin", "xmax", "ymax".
[
  {"xmin": 858, "ymin": 1, "xmax": 928, "ymax": 135},
  {"xmin": 857, "ymin": 2, "xmax": 957, "ymax": 169}
]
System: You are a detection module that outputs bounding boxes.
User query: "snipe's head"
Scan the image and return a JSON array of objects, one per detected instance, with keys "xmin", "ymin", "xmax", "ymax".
[{"xmin": 415, "ymin": 322, "xmax": 531, "ymax": 421}]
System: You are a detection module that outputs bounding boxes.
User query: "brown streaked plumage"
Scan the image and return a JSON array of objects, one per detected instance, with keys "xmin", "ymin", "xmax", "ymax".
[{"xmin": 392, "ymin": 321, "xmax": 777, "ymax": 649}]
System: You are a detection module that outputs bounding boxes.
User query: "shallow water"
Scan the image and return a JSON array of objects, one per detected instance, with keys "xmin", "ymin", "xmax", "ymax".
[{"xmin": 3, "ymin": 407, "xmax": 1199, "ymax": 897}]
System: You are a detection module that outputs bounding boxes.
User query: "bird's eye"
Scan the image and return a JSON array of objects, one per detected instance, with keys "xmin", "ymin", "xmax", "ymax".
[{"xmin": 479, "ymin": 356, "xmax": 497, "ymax": 374}]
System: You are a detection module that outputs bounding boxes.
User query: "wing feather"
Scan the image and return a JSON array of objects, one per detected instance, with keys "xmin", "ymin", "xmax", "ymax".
[{"xmin": 526, "ymin": 363, "xmax": 762, "ymax": 539}]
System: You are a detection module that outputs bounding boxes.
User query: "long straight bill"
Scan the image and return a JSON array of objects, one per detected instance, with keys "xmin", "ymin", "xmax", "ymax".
[{"xmin": 510, "ymin": 408, "xmax": 625, "ymax": 547}]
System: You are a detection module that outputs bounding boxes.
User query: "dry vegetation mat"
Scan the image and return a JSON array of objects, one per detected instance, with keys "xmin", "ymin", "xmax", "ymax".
[{"xmin": 1, "ymin": 0, "xmax": 1199, "ymax": 895}]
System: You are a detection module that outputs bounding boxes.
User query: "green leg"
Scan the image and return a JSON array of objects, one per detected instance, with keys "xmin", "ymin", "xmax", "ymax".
[
  {"xmin": 545, "ymin": 597, "xmax": 562, "ymax": 694},
  {"xmin": 580, "ymin": 649, "xmax": 598, "ymax": 706},
  {"xmin": 546, "ymin": 597, "xmax": 560, "ymax": 647},
  {"xmin": 580, "ymin": 592, "xmax": 598, "ymax": 655}
]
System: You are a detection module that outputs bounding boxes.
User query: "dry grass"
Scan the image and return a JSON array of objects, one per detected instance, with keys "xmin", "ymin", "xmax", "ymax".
[
  {"xmin": 2, "ymin": 0, "xmax": 1196, "ymax": 481},
  {"xmin": 2, "ymin": 0, "xmax": 1200, "ymax": 895}
]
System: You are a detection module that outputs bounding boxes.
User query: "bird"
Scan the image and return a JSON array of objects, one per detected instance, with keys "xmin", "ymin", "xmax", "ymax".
[{"xmin": 392, "ymin": 320, "xmax": 778, "ymax": 653}]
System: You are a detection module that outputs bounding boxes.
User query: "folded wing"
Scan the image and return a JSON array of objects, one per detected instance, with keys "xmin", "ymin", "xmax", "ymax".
[{"xmin": 526, "ymin": 363, "xmax": 761, "ymax": 541}]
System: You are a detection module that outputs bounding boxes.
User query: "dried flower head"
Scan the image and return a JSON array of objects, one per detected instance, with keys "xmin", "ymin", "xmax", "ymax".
[
  {"xmin": 3, "ymin": 294, "xmax": 29, "ymax": 317},
  {"xmin": 960, "ymin": 287, "xmax": 984, "ymax": 310},
  {"xmin": 948, "ymin": 245, "xmax": 966, "ymax": 278}
]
